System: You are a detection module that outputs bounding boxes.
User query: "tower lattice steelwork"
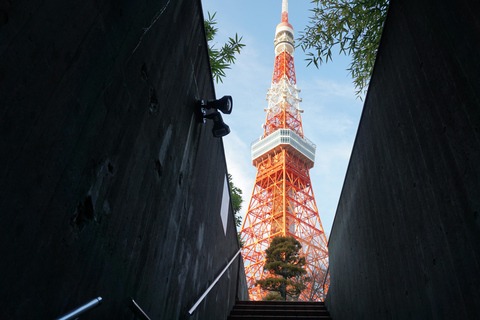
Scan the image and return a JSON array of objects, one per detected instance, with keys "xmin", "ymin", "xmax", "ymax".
[{"xmin": 239, "ymin": 0, "xmax": 329, "ymax": 301}]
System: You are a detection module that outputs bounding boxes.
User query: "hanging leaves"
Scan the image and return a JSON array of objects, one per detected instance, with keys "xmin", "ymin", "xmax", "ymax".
[
  {"xmin": 299, "ymin": 0, "xmax": 389, "ymax": 98},
  {"xmin": 205, "ymin": 12, "xmax": 246, "ymax": 83}
]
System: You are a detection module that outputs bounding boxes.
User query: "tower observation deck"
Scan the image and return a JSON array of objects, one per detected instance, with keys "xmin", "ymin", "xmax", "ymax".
[{"xmin": 239, "ymin": 0, "xmax": 329, "ymax": 301}]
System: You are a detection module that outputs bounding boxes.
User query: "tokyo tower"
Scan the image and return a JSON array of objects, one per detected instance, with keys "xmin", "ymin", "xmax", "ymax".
[{"xmin": 239, "ymin": 0, "xmax": 329, "ymax": 301}]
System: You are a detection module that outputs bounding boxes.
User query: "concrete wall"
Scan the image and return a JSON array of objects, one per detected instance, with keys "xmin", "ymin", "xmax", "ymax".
[
  {"xmin": 326, "ymin": 0, "xmax": 480, "ymax": 319},
  {"xmin": 0, "ymin": 0, "xmax": 248, "ymax": 319}
]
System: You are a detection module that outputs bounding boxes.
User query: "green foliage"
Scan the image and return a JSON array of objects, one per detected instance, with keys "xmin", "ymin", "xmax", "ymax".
[
  {"xmin": 263, "ymin": 292, "xmax": 283, "ymax": 301},
  {"xmin": 228, "ymin": 174, "xmax": 245, "ymax": 247},
  {"xmin": 299, "ymin": 0, "xmax": 389, "ymax": 97},
  {"xmin": 256, "ymin": 236, "xmax": 307, "ymax": 300},
  {"xmin": 205, "ymin": 12, "xmax": 246, "ymax": 83},
  {"xmin": 227, "ymin": 174, "xmax": 243, "ymax": 228}
]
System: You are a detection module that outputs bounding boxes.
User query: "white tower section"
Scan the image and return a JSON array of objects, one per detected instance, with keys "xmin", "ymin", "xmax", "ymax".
[{"xmin": 264, "ymin": 0, "xmax": 303, "ymax": 128}]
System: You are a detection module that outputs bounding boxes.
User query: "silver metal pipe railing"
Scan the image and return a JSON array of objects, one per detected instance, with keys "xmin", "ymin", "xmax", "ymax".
[
  {"xmin": 188, "ymin": 248, "xmax": 243, "ymax": 315},
  {"xmin": 56, "ymin": 297, "xmax": 103, "ymax": 320},
  {"xmin": 131, "ymin": 298, "xmax": 151, "ymax": 320}
]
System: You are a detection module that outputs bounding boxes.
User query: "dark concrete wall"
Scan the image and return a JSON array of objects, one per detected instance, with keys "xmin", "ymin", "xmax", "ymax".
[
  {"xmin": 326, "ymin": 0, "xmax": 480, "ymax": 319},
  {"xmin": 0, "ymin": 0, "xmax": 248, "ymax": 319}
]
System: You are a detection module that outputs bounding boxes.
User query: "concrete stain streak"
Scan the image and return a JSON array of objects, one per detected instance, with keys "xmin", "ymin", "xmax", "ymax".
[{"xmin": 131, "ymin": 0, "xmax": 172, "ymax": 55}]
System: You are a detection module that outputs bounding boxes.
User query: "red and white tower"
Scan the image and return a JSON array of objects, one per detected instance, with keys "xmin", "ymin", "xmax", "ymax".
[{"xmin": 239, "ymin": 0, "xmax": 329, "ymax": 301}]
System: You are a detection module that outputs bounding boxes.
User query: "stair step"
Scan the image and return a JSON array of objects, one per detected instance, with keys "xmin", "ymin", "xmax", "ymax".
[
  {"xmin": 228, "ymin": 301, "xmax": 332, "ymax": 320},
  {"xmin": 232, "ymin": 305, "xmax": 328, "ymax": 311},
  {"xmin": 235, "ymin": 301, "xmax": 326, "ymax": 305},
  {"xmin": 231, "ymin": 309, "xmax": 330, "ymax": 316},
  {"xmin": 227, "ymin": 315, "xmax": 332, "ymax": 320}
]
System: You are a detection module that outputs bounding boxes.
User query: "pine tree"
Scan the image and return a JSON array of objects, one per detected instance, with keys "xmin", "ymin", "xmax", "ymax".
[{"xmin": 256, "ymin": 236, "xmax": 307, "ymax": 300}]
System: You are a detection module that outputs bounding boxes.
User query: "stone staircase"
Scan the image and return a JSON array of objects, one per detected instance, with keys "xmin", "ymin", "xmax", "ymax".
[{"xmin": 227, "ymin": 300, "xmax": 332, "ymax": 319}]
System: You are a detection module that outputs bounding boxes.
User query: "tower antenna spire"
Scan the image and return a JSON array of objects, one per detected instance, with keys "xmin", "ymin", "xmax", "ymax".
[
  {"xmin": 240, "ymin": 0, "xmax": 330, "ymax": 301},
  {"xmin": 282, "ymin": 0, "xmax": 288, "ymax": 22}
]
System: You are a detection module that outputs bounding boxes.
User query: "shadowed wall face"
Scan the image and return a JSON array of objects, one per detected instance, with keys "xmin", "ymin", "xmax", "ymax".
[
  {"xmin": 326, "ymin": 0, "xmax": 480, "ymax": 319},
  {"xmin": 0, "ymin": 0, "xmax": 247, "ymax": 319}
]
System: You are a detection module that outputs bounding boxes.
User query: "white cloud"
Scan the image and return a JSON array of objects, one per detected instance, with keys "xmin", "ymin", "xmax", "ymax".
[
  {"xmin": 314, "ymin": 140, "xmax": 353, "ymax": 176},
  {"xmin": 223, "ymin": 132, "xmax": 256, "ymax": 221}
]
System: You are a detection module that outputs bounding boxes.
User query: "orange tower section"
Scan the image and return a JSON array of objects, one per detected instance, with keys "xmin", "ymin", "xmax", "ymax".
[{"xmin": 239, "ymin": 0, "xmax": 329, "ymax": 301}]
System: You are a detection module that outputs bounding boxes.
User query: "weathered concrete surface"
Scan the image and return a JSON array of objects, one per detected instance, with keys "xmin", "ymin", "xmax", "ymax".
[
  {"xmin": 0, "ymin": 0, "xmax": 248, "ymax": 319},
  {"xmin": 326, "ymin": 0, "xmax": 480, "ymax": 319}
]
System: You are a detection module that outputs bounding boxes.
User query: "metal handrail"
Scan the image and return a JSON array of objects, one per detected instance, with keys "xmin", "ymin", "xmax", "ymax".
[
  {"xmin": 188, "ymin": 248, "xmax": 243, "ymax": 315},
  {"xmin": 56, "ymin": 297, "xmax": 103, "ymax": 320},
  {"xmin": 131, "ymin": 298, "xmax": 151, "ymax": 320}
]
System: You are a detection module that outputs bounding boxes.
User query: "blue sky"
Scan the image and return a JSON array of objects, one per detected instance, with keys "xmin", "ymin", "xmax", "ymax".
[{"xmin": 201, "ymin": 0, "xmax": 364, "ymax": 239}]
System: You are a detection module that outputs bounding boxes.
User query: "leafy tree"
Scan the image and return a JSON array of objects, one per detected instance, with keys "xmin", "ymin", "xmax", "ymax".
[
  {"xmin": 299, "ymin": 0, "xmax": 389, "ymax": 97},
  {"xmin": 263, "ymin": 292, "xmax": 283, "ymax": 301},
  {"xmin": 205, "ymin": 12, "xmax": 245, "ymax": 83},
  {"xmin": 228, "ymin": 174, "xmax": 244, "ymax": 247},
  {"xmin": 303, "ymin": 268, "xmax": 328, "ymax": 301},
  {"xmin": 227, "ymin": 173, "xmax": 243, "ymax": 228},
  {"xmin": 256, "ymin": 236, "xmax": 307, "ymax": 300}
]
